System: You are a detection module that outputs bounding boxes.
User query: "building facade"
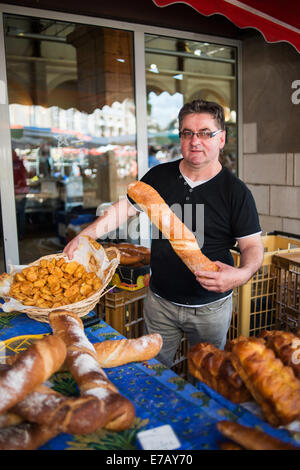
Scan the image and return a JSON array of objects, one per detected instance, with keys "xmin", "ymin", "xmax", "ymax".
[{"xmin": 0, "ymin": 1, "xmax": 299, "ymax": 271}]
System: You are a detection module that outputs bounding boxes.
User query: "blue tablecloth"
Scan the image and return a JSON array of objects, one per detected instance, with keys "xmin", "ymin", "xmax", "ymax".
[{"xmin": 1, "ymin": 309, "xmax": 300, "ymax": 451}]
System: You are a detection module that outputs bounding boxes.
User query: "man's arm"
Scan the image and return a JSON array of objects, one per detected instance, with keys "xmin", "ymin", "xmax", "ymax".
[
  {"xmin": 63, "ymin": 198, "xmax": 138, "ymax": 259},
  {"xmin": 195, "ymin": 234, "xmax": 264, "ymax": 293}
]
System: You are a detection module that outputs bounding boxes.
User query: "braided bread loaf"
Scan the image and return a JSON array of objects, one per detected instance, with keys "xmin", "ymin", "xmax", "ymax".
[
  {"xmin": 231, "ymin": 338, "xmax": 300, "ymax": 426},
  {"xmin": 188, "ymin": 342, "xmax": 251, "ymax": 403}
]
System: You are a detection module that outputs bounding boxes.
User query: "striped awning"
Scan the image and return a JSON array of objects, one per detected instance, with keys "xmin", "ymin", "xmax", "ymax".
[{"xmin": 152, "ymin": 0, "xmax": 300, "ymax": 53}]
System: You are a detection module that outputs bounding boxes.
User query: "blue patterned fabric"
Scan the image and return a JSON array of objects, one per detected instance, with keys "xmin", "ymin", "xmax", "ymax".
[{"xmin": 1, "ymin": 309, "xmax": 300, "ymax": 450}]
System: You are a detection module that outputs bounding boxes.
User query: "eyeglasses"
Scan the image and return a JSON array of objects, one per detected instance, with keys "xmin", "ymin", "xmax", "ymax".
[{"xmin": 179, "ymin": 129, "xmax": 223, "ymax": 140}]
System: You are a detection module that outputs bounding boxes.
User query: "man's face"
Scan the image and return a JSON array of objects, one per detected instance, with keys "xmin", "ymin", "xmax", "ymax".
[{"xmin": 180, "ymin": 113, "xmax": 226, "ymax": 169}]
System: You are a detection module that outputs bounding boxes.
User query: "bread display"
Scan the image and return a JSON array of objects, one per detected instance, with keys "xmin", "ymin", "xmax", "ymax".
[
  {"xmin": 8, "ymin": 257, "xmax": 103, "ymax": 309},
  {"xmin": 231, "ymin": 337, "xmax": 300, "ymax": 426},
  {"xmin": 217, "ymin": 421, "xmax": 300, "ymax": 450},
  {"xmin": 188, "ymin": 342, "xmax": 251, "ymax": 403},
  {"xmin": 127, "ymin": 181, "xmax": 218, "ymax": 273},
  {"xmin": 0, "ymin": 309, "xmax": 166, "ymax": 449},
  {"xmin": 190, "ymin": 331, "xmax": 300, "ymax": 428}
]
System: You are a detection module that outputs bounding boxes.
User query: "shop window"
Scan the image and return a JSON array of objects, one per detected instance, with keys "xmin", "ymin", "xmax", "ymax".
[
  {"xmin": 3, "ymin": 14, "xmax": 137, "ymax": 263},
  {"xmin": 145, "ymin": 34, "xmax": 238, "ymax": 173}
]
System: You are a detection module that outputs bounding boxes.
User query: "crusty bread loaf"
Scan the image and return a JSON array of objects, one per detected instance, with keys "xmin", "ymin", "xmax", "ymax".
[
  {"xmin": 188, "ymin": 342, "xmax": 251, "ymax": 403},
  {"xmin": 231, "ymin": 338, "xmax": 300, "ymax": 426},
  {"xmin": 0, "ymin": 411, "xmax": 23, "ymax": 429},
  {"xmin": 12, "ymin": 384, "xmax": 102, "ymax": 435},
  {"xmin": 0, "ymin": 334, "xmax": 66, "ymax": 415},
  {"xmin": 49, "ymin": 310, "xmax": 135, "ymax": 432},
  {"xmin": 127, "ymin": 181, "xmax": 218, "ymax": 273},
  {"xmin": 217, "ymin": 421, "xmax": 300, "ymax": 450},
  {"xmin": 0, "ymin": 422, "xmax": 59, "ymax": 450},
  {"xmin": 94, "ymin": 334, "xmax": 162, "ymax": 368}
]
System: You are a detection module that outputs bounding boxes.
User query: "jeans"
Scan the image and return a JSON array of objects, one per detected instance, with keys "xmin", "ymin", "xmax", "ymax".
[{"xmin": 143, "ymin": 288, "xmax": 233, "ymax": 368}]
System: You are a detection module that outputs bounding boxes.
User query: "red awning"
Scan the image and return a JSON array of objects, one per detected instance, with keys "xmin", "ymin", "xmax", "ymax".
[{"xmin": 152, "ymin": 0, "xmax": 300, "ymax": 53}]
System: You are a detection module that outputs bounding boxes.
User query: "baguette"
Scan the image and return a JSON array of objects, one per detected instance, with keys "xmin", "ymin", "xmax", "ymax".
[
  {"xmin": 188, "ymin": 342, "xmax": 251, "ymax": 403},
  {"xmin": 231, "ymin": 338, "xmax": 300, "ymax": 426},
  {"xmin": 49, "ymin": 310, "xmax": 135, "ymax": 431},
  {"xmin": 0, "ymin": 334, "xmax": 66, "ymax": 415},
  {"xmin": 94, "ymin": 334, "xmax": 163, "ymax": 368},
  {"xmin": 0, "ymin": 422, "xmax": 59, "ymax": 450},
  {"xmin": 217, "ymin": 421, "xmax": 300, "ymax": 451},
  {"xmin": 127, "ymin": 181, "xmax": 218, "ymax": 273}
]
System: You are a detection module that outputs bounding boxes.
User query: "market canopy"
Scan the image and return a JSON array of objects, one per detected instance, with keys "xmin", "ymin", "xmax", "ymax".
[{"xmin": 152, "ymin": 0, "xmax": 300, "ymax": 53}]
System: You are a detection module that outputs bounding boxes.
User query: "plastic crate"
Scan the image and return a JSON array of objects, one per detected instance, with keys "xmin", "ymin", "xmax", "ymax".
[
  {"xmin": 103, "ymin": 287, "xmax": 148, "ymax": 339},
  {"xmin": 273, "ymin": 252, "xmax": 300, "ymax": 333},
  {"xmin": 228, "ymin": 233, "xmax": 300, "ymax": 338},
  {"xmin": 102, "ymin": 286, "xmax": 189, "ymax": 379}
]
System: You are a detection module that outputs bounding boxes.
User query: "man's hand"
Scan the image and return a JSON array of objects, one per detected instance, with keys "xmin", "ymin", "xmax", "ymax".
[
  {"xmin": 195, "ymin": 234, "xmax": 264, "ymax": 293},
  {"xmin": 63, "ymin": 236, "xmax": 80, "ymax": 260},
  {"xmin": 195, "ymin": 261, "xmax": 247, "ymax": 293}
]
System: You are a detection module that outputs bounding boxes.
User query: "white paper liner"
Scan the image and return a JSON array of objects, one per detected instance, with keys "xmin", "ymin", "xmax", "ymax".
[{"xmin": 0, "ymin": 235, "xmax": 118, "ymax": 313}]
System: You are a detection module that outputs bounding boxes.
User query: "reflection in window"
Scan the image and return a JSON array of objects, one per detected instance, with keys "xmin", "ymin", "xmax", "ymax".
[
  {"xmin": 145, "ymin": 34, "xmax": 238, "ymax": 173},
  {"xmin": 4, "ymin": 14, "xmax": 137, "ymax": 263}
]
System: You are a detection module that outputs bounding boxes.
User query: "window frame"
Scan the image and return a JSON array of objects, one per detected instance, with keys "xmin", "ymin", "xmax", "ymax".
[{"xmin": 0, "ymin": 3, "xmax": 242, "ymax": 268}]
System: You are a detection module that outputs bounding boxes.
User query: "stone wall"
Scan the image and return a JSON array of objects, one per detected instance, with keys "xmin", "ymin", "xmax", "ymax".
[
  {"xmin": 242, "ymin": 34, "xmax": 300, "ymax": 236},
  {"xmin": 244, "ymin": 123, "xmax": 300, "ymax": 235}
]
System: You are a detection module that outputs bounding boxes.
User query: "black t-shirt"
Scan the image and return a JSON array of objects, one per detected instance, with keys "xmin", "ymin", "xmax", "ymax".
[{"xmin": 127, "ymin": 159, "xmax": 261, "ymax": 306}]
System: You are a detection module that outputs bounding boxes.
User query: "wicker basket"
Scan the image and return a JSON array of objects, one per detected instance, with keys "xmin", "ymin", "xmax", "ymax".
[{"xmin": 3, "ymin": 247, "xmax": 120, "ymax": 323}]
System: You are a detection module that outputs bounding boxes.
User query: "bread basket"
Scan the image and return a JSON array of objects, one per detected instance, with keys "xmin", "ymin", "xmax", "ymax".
[{"xmin": 2, "ymin": 246, "xmax": 120, "ymax": 323}]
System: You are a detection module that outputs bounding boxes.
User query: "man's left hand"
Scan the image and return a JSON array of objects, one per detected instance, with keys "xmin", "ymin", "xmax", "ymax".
[{"xmin": 195, "ymin": 261, "xmax": 247, "ymax": 293}]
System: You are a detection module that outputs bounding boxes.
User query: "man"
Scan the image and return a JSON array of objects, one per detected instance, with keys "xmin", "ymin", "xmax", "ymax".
[{"xmin": 64, "ymin": 100, "xmax": 264, "ymax": 368}]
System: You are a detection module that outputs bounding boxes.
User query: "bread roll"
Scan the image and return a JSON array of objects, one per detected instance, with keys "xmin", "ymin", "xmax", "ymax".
[{"xmin": 188, "ymin": 342, "xmax": 251, "ymax": 403}]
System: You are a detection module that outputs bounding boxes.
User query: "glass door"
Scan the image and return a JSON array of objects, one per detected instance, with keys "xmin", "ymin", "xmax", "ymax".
[
  {"xmin": 3, "ymin": 14, "xmax": 137, "ymax": 265},
  {"xmin": 145, "ymin": 34, "xmax": 238, "ymax": 173}
]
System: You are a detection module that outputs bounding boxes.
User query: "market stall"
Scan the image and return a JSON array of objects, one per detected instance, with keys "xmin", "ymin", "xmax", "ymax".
[{"xmin": 0, "ymin": 308, "xmax": 299, "ymax": 451}]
